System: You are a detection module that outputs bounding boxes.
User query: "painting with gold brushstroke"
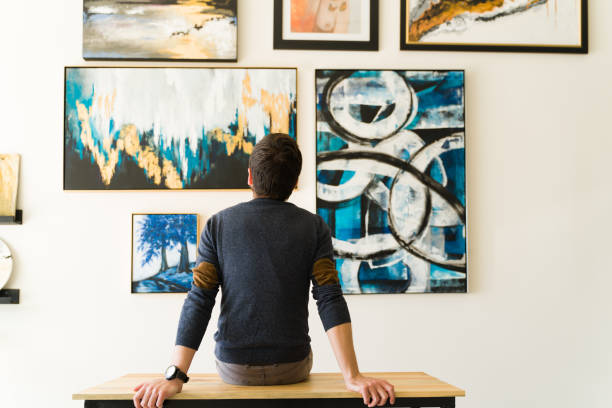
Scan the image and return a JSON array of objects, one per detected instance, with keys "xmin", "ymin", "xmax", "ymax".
[
  {"xmin": 400, "ymin": 0, "xmax": 587, "ymax": 53},
  {"xmin": 83, "ymin": 0, "xmax": 237, "ymax": 61},
  {"xmin": 0, "ymin": 154, "xmax": 20, "ymax": 217},
  {"xmin": 64, "ymin": 67, "xmax": 297, "ymax": 190}
]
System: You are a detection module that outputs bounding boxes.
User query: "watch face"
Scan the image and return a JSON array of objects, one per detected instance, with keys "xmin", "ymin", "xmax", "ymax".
[{"xmin": 165, "ymin": 366, "xmax": 177, "ymax": 379}]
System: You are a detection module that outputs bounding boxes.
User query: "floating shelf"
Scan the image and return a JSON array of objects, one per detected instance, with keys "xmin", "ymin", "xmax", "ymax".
[
  {"xmin": 0, "ymin": 289, "xmax": 19, "ymax": 304},
  {"xmin": 0, "ymin": 210, "xmax": 22, "ymax": 225}
]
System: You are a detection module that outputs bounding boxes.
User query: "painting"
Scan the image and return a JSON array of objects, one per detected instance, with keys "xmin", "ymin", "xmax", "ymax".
[
  {"xmin": 274, "ymin": 0, "xmax": 378, "ymax": 50},
  {"xmin": 316, "ymin": 70, "xmax": 466, "ymax": 294},
  {"xmin": 400, "ymin": 0, "xmax": 588, "ymax": 53},
  {"xmin": 132, "ymin": 214, "xmax": 199, "ymax": 293},
  {"xmin": 0, "ymin": 154, "xmax": 20, "ymax": 217},
  {"xmin": 64, "ymin": 67, "xmax": 297, "ymax": 190},
  {"xmin": 83, "ymin": 0, "xmax": 237, "ymax": 61}
]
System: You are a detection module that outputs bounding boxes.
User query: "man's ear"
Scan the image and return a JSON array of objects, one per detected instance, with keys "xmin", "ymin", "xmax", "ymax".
[{"xmin": 247, "ymin": 167, "xmax": 253, "ymax": 188}]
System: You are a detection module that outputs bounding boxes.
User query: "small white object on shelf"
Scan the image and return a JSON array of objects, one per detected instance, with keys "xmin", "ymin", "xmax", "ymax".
[{"xmin": 0, "ymin": 239, "xmax": 13, "ymax": 289}]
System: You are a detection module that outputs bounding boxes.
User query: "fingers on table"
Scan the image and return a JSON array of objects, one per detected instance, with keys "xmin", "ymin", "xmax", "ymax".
[
  {"xmin": 382, "ymin": 380, "xmax": 396, "ymax": 405},
  {"xmin": 156, "ymin": 389, "xmax": 169, "ymax": 408},
  {"xmin": 133, "ymin": 386, "xmax": 146, "ymax": 408},
  {"xmin": 366, "ymin": 384, "xmax": 379, "ymax": 407}
]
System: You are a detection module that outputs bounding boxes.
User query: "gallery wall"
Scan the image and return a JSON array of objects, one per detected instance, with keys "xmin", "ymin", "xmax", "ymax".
[{"xmin": 0, "ymin": 0, "xmax": 611, "ymax": 407}]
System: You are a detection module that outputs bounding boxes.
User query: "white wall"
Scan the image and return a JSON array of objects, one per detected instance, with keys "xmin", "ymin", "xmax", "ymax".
[{"xmin": 1, "ymin": 1, "xmax": 611, "ymax": 406}]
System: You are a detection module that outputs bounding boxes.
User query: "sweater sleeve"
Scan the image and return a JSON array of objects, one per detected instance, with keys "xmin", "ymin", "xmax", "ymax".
[
  {"xmin": 310, "ymin": 217, "xmax": 351, "ymax": 331},
  {"xmin": 175, "ymin": 218, "xmax": 221, "ymax": 350}
]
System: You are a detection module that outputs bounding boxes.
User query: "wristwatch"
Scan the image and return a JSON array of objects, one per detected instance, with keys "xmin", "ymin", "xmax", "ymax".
[{"xmin": 164, "ymin": 365, "xmax": 190, "ymax": 383}]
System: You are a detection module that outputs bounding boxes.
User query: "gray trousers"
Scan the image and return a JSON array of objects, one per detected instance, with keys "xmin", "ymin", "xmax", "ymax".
[{"xmin": 215, "ymin": 351, "xmax": 313, "ymax": 386}]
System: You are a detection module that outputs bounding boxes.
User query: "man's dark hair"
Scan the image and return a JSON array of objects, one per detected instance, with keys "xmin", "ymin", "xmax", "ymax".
[{"xmin": 249, "ymin": 133, "xmax": 302, "ymax": 201}]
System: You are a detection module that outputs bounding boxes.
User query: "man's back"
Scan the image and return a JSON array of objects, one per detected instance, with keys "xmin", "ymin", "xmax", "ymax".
[{"xmin": 176, "ymin": 198, "xmax": 349, "ymax": 366}]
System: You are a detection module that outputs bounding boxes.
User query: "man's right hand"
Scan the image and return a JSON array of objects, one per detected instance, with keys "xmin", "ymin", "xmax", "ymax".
[
  {"xmin": 133, "ymin": 378, "xmax": 183, "ymax": 408},
  {"xmin": 345, "ymin": 374, "xmax": 396, "ymax": 407}
]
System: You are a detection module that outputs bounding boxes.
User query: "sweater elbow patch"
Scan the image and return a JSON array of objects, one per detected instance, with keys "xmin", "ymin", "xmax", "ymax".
[
  {"xmin": 192, "ymin": 261, "xmax": 220, "ymax": 290},
  {"xmin": 312, "ymin": 258, "xmax": 339, "ymax": 286}
]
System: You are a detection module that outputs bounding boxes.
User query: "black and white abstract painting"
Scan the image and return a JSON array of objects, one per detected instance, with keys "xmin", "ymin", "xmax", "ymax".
[{"xmin": 316, "ymin": 70, "xmax": 466, "ymax": 294}]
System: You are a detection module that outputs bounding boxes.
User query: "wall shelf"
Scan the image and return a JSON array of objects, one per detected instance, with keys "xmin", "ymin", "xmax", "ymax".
[
  {"xmin": 0, "ymin": 210, "xmax": 23, "ymax": 225},
  {"xmin": 0, "ymin": 289, "xmax": 19, "ymax": 304}
]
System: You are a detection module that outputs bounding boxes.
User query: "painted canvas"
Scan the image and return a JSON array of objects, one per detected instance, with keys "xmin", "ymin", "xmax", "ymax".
[
  {"xmin": 400, "ymin": 0, "xmax": 587, "ymax": 53},
  {"xmin": 0, "ymin": 154, "xmax": 20, "ymax": 217},
  {"xmin": 290, "ymin": 0, "xmax": 364, "ymax": 34},
  {"xmin": 274, "ymin": 0, "xmax": 378, "ymax": 50},
  {"xmin": 83, "ymin": 0, "xmax": 237, "ymax": 61},
  {"xmin": 316, "ymin": 70, "xmax": 466, "ymax": 294},
  {"xmin": 64, "ymin": 67, "xmax": 297, "ymax": 190},
  {"xmin": 132, "ymin": 214, "xmax": 199, "ymax": 293}
]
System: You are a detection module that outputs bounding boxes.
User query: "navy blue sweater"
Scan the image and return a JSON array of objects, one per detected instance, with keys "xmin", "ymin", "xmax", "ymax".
[{"xmin": 175, "ymin": 198, "xmax": 351, "ymax": 365}]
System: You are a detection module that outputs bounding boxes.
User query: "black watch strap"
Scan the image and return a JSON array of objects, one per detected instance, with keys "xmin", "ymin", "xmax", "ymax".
[{"xmin": 175, "ymin": 369, "xmax": 189, "ymax": 383}]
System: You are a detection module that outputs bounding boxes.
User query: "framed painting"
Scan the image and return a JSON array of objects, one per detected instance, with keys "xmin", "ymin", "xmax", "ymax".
[
  {"xmin": 64, "ymin": 67, "xmax": 297, "ymax": 190},
  {"xmin": 0, "ymin": 154, "xmax": 20, "ymax": 218},
  {"xmin": 132, "ymin": 213, "xmax": 200, "ymax": 293},
  {"xmin": 316, "ymin": 69, "xmax": 467, "ymax": 294},
  {"xmin": 274, "ymin": 0, "xmax": 379, "ymax": 50},
  {"xmin": 83, "ymin": 0, "xmax": 237, "ymax": 61},
  {"xmin": 400, "ymin": 0, "xmax": 588, "ymax": 53}
]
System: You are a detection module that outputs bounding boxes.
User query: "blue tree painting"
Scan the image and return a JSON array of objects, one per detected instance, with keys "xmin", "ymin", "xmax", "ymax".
[
  {"xmin": 132, "ymin": 214, "xmax": 199, "ymax": 293},
  {"xmin": 316, "ymin": 70, "xmax": 466, "ymax": 294}
]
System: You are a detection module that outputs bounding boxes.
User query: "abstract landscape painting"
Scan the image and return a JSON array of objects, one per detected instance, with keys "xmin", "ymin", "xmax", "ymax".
[
  {"xmin": 83, "ymin": 0, "xmax": 237, "ymax": 60},
  {"xmin": 64, "ymin": 67, "xmax": 297, "ymax": 190},
  {"xmin": 401, "ymin": 0, "xmax": 587, "ymax": 53},
  {"xmin": 132, "ymin": 214, "xmax": 199, "ymax": 293},
  {"xmin": 0, "ymin": 154, "xmax": 20, "ymax": 217},
  {"xmin": 316, "ymin": 70, "xmax": 466, "ymax": 294}
]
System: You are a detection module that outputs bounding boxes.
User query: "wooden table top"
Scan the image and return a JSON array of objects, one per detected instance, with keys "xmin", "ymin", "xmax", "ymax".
[{"xmin": 73, "ymin": 372, "xmax": 465, "ymax": 400}]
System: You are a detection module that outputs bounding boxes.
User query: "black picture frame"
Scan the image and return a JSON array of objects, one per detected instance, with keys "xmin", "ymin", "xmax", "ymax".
[
  {"xmin": 400, "ymin": 0, "xmax": 588, "ymax": 54},
  {"xmin": 274, "ymin": 0, "xmax": 379, "ymax": 51}
]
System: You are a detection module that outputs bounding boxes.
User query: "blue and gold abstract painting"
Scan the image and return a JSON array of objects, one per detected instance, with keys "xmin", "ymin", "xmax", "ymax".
[
  {"xmin": 132, "ymin": 214, "xmax": 199, "ymax": 293},
  {"xmin": 316, "ymin": 70, "xmax": 466, "ymax": 294},
  {"xmin": 64, "ymin": 67, "xmax": 297, "ymax": 190}
]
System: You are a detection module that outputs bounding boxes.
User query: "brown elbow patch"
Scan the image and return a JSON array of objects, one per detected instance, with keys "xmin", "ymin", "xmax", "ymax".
[
  {"xmin": 312, "ymin": 258, "xmax": 340, "ymax": 286},
  {"xmin": 192, "ymin": 261, "xmax": 220, "ymax": 290}
]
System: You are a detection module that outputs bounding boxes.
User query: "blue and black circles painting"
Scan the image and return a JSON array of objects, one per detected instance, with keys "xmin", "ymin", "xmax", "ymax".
[
  {"xmin": 316, "ymin": 70, "xmax": 466, "ymax": 294},
  {"xmin": 132, "ymin": 214, "xmax": 199, "ymax": 293}
]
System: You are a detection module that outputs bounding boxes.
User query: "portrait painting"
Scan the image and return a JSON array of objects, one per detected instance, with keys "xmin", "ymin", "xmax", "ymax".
[
  {"xmin": 316, "ymin": 69, "xmax": 467, "ymax": 294},
  {"xmin": 274, "ymin": 0, "xmax": 378, "ymax": 50},
  {"xmin": 64, "ymin": 67, "xmax": 297, "ymax": 190},
  {"xmin": 132, "ymin": 214, "xmax": 199, "ymax": 293}
]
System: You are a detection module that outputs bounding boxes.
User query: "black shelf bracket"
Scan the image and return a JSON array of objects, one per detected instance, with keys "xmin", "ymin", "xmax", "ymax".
[
  {"xmin": 0, "ymin": 209, "xmax": 23, "ymax": 225},
  {"xmin": 0, "ymin": 289, "xmax": 19, "ymax": 304}
]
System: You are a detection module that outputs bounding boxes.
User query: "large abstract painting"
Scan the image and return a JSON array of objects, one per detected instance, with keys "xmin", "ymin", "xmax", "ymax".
[
  {"xmin": 0, "ymin": 154, "xmax": 20, "ymax": 217},
  {"xmin": 400, "ymin": 0, "xmax": 587, "ymax": 53},
  {"xmin": 83, "ymin": 0, "xmax": 237, "ymax": 61},
  {"xmin": 132, "ymin": 214, "xmax": 199, "ymax": 293},
  {"xmin": 316, "ymin": 70, "xmax": 466, "ymax": 294},
  {"xmin": 64, "ymin": 67, "xmax": 297, "ymax": 190}
]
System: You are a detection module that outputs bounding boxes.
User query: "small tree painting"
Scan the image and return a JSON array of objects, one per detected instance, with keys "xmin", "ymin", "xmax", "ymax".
[{"xmin": 132, "ymin": 214, "xmax": 199, "ymax": 293}]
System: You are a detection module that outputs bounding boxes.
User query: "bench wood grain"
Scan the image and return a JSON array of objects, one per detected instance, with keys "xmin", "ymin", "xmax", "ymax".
[{"xmin": 73, "ymin": 372, "xmax": 465, "ymax": 401}]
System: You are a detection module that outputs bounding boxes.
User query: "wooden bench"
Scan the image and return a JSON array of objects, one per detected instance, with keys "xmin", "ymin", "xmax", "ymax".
[{"xmin": 73, "ymin": 372, "xmax": 465, "ymax": 408}]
